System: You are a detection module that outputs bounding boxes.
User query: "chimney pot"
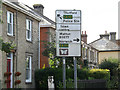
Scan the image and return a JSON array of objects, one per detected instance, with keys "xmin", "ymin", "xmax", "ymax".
[
  {"xmin": 110, "ymin": 32, "xmax": 116, "ymax": 41},
  {"xmin": 85, "ymin": 31, "xmax": 86, "ymax": 35},
  {"xmin": 81, "ymin": 31, "xmax": 87, "ymax": 43},
  {"xmin": 82, "ymin": 31, "xmax": 83, "ymax": 34},
  {"xmin": 105, "ymin": 31, "xmax": 107, "ymax": 34},
  {"xmin": 33, "ymin": 4, "xmax": 44, "ymax": 14}
]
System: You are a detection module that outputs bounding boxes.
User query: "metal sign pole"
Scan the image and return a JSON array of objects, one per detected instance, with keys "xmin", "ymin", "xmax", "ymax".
[
  {"xmin": 63, "ymin": 57, "xmax": 66, "ymax": 88},
  {"xmin": 73, "ymin": 57, "xmax": 77, "ymax": 89}
]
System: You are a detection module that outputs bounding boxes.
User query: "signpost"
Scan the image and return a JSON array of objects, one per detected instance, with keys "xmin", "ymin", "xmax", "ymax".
[
  {"xmin": 56, "ymin": 10, "xmax": 81, "ymax": 88},
  {"xmin": 56, "ymin": 10, "xmax": 81, "ymax": 57}
]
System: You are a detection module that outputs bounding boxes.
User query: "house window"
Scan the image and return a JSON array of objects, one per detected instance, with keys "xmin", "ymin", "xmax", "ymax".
[
  {"xmin": 26, "ymin": 19, "xmax": 32, "ymax": 41},
  {"xmin": 7, "ymin": 11, "xmax": 13, "ymax": 36},
  {"xmin": 85, "ymin": 48, "xmax": 88, "ymax": 58},
  {"xmin": 90, "ymin": 51, "xmax": 94, "ymax": 61},
  {"xmin": 26, "ymin": 56, "xmax": 32, "ymax": 83}
]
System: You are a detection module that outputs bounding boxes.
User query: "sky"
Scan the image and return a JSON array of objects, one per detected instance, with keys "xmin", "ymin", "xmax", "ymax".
[{"xmin": 19, "ymin": 0, "xmax": 119, "ymax": 43}]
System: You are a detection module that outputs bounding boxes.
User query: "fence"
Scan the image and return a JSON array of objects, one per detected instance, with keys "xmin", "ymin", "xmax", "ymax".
[
  {"xmin": 77, "ymin": 79, "xmax": 106, "ymax": 88},
  {"xmin": 66, "ymin": 79, "xmax": 106, "ymax": 88}
]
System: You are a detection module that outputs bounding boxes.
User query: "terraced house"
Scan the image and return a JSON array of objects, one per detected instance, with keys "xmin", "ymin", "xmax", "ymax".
[
  {"xmin": 0, "ymin": 0, "xmax": 55, "ymax": 88},
  {"xmin": 81, "ymin": 31, "xmax": 99, "ymax": 68},
  {"xmin": 90, "ymin": 31, "xmax": 120, "ymax": 64}
]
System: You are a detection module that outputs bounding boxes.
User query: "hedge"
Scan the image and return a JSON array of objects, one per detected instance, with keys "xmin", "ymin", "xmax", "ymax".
[
  {"xmin": 35, "ymin": 67, "xmax": 63, "ymax": 88},
  {"xmin": 35, "ymin": 68, "xmax": 110, "ymax": 88},
  {"xmin": 77, "ymin": 68, "xmax": 89, "ymax": 80},
  {"xmin": 89, "ymin": 69, "xmax": 110, "ymax": 81}
]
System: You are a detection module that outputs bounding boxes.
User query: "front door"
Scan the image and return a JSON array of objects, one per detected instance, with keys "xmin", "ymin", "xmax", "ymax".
[{"xmin": 7, "ymin": 53, "xmax": 13, "ymax": 88}]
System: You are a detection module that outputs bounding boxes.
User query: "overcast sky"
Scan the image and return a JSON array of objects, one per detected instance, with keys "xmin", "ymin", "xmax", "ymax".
[{"xmin": 19, "ymin": 0, "xmax": 119, "ymax": 43}]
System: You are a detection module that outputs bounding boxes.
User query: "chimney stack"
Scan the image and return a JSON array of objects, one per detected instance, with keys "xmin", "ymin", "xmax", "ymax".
[
  {"xmin": 100, "ymin": 31, "xmax": 109, "ymax": 40},
  {"xmin": 82, "ymin": 31, "xmax": 83, "ymax": 34},
  {"xmin": 33, "ymin": 4, "xmax": 44, "ymax": 15},
  {"xmin": 81, "ymin": 31, "xmax": 87, "ymax": 43},
  {"xmin": 110, "ymin": 32, "xmax": 116, "ymax": 42}
]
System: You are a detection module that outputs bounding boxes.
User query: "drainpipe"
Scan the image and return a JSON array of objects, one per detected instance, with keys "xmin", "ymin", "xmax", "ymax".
[
  {"xmin": 14, "ymin": 10, "xmax": 18, "ymax": 88},
  {"xmin": 38, "ymin": 22, "xmax": 40, "ymax": 69}
]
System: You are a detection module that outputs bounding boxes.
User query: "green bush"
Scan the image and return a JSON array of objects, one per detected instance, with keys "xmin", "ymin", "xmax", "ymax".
[
  {"xmin": 35, "ymin": 67, "xmax": 63, "ymax": 88},
  {"xmin": 99, "ymin": 58, "xmax": 120, "ymax": 89},
  {"xmin": 66, "ymin": 78, "xmax": 74, "ymax": 88},
  {"xmin": 66, "ymin": 69, "xmax": 74, "ymax": 79},
  {"xmin": 35, "ymin": 68, "xmax": 110, "ymax": 88},
  {"xmin": 77, "ymin": 68, "xmax": 89, "ymax": 80},
  {"xmin": 99, "ymin": 58, "xmax": 118, "ymax": 76},
  {"xmin": 89, "ymin": 69, "xmax": 110, "ymax": 81}
]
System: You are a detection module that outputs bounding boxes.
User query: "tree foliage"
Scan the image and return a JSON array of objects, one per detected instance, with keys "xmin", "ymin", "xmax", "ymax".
[
  {"xmin": 35, "ymin": 68, "xmax": 110, "ymax": 88},
  {"xmin": 42, "ymin": 32, "xmax": 81, "ymax": 68},
  {"xmin": 99, "ymin": 58, "xmax": 118, "ymax": 72},
  {"xmin": 0, "ymin": 37, "xmax": 16, "ymax": 53},
  {"xmin": 99, "ymin": 58, "xmax": 119, "ymax": 88}
]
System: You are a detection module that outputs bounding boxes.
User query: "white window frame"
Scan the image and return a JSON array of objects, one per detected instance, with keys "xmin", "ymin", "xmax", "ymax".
[
  {"xmin": 7, "ymin": 11, "xmax": 13, "ymax": 36},
  {"xmin": 26, "ymin": 56, "xmax": 32, "ymax": 83},
  {"xmin": 26, "ymin": 19, "xmax": 32, "ymax": 41}
]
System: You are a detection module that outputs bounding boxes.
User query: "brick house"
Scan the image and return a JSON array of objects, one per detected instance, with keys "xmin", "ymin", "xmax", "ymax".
[
  {"xmin": 33, "ymin": 5, "xmax": 56, "ymax": 68},
  {"xmin": 0, "ymin": 0, "xmax": 55, "ymax": 88}
]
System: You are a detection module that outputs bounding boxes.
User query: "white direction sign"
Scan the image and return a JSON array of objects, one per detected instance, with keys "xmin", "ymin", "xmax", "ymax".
[
  {"xmin": 56, "ymin": 10, "xmax": 81, "ymax": 57},
  {"xmin": 56, "ymin": 31, "xmax": 80, "ymax": 43},
  {"xmin": 57, "ymin": 24, "xmax": 81, "ymax": 31},
  {"xmin": 56, "ymin": 10, "xmax": 81, "ymax": 24}
]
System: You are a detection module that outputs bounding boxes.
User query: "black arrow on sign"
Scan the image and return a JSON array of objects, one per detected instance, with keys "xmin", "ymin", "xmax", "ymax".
[
  {"xmin": 73, "ymin": 38, "xmax": 80, "ymax": 42},
  {"xmin": 57, "ymin": 14, "xmax": 62, "ymax": 19}
]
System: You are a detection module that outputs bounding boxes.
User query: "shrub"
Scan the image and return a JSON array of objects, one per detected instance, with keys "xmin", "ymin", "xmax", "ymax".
[
  {"xmin": 66, "ymin": 69, "xmax": 74, "ymax": 79},
  {"xmin": 89, "ymin": 69, "xmax": 110, "ymax": 81},
  {"xmin": 35, "ymin": 67, "xmax": 63, "ymax": 88},
  {"xmin": 35, "ymin": 68, "xmax": 110, "ymax": 88},
  {"xmin": 77, "ymin": 68, "xmax": 89, "ymax": 80},
  {"xmin": 66, "ymin": 78, "xmax": 74, "ymax": 88},
  {"xmin": 99, "ymin": 58, "xmax": 118, "ymax": 76}
]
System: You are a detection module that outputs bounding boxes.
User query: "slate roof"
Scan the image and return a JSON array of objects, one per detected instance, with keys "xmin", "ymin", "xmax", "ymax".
[
  {"xmin": 116, "ymin": 40, "xmax": 120, "ymax": 46},
  {"xmin": 4, "ymin": 0, "xmax": 55, "ymax": 25},
  {"xmin": 89, "ymin": 37, "xmax": 120, "ymax": 51},
  {"xmin": 23, "ymin": 3, "xmax": 55, "ymax": 25},
  {"xmin": 81, "ymin": 41, "xmax": 99, "ymax": 51}
]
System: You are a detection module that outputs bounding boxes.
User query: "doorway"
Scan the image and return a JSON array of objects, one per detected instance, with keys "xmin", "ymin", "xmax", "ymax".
[{"xmin": 7, "ymin": 53, "xmax": 13, "ymax": 88}]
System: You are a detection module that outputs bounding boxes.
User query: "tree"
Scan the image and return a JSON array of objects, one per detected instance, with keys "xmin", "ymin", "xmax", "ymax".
[
  {"xmin": 99, "ymin": 58, "xmax": 119, "ymax": 88},
  {"xmin": 42, "ymin": 32, "xmax": 62, "ymax": 68},
  {"xmin": 42, "ymin": 32, "xmax": 81, "ymax": 68},
  {"xmin": 99, "ymin": 58, "xmax": 118, "ymax": 75}
]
